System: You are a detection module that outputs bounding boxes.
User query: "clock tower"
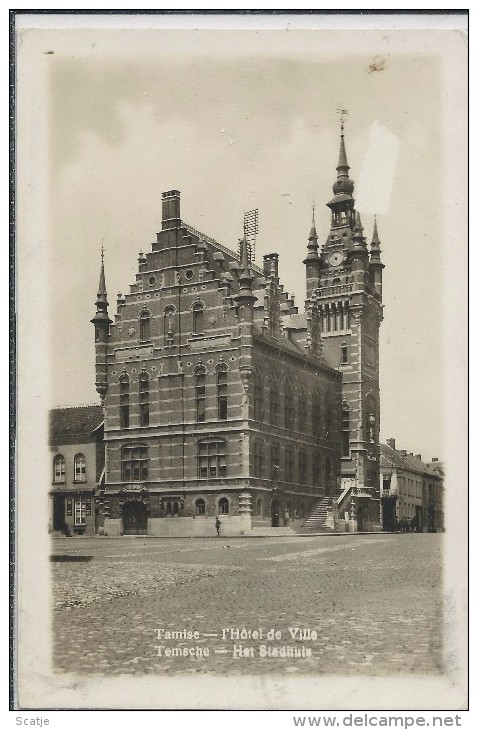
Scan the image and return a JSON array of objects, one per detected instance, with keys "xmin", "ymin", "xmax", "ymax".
[{"xmin": 306, "ymin": 126, "xmax": 384, "ymax": 527}]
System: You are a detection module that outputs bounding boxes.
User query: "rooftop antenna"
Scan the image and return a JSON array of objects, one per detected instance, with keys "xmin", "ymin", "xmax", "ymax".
[{"xmin": 240, "ymin": 208, "xmax": 258, "ymax": 263}]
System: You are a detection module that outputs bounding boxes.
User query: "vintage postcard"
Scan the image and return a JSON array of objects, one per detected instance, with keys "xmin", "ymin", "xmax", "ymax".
[{"xmin": 14, "ymin": 11, "xmax": 468, "ymax": 714}]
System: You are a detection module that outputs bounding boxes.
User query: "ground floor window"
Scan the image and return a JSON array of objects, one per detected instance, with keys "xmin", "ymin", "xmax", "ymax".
[
  {"xmin": 72, "ymin": 496, "xmax": 92, "ymax": 525},
  {"xmin": 218, "ymin": 497, "xmax": 229, "ymax": 515},
  {"xmin": 195, "ymin": 498, "xmax": 206, "ymax": 515}
]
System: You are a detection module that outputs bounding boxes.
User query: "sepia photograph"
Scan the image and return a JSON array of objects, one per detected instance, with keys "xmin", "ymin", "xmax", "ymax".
[{"xmin": 14, "ymin": 11, "xmax": 468, "ymax": 714}]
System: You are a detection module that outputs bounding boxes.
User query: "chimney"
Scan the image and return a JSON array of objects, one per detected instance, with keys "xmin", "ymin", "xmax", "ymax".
[
  {"xmin": 415, "ymin": 455, "xmax": 421, "ymax": 461},
  {"xmin": 432, "ymin": 457, "xmax": 438, "ymax": 462},
  {"xmin": 263, "ymin": 252, "xmax": 279, "ymax": 279},
  {"xmin": 386, "ymin": 438, "xmax": 396, "ymax": 450},
  {"xmin": 161, "ymin": 190, "xmax": 181, "ymax": 230}
]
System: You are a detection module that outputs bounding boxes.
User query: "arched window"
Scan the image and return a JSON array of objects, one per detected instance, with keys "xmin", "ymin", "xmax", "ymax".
[
  {"xmin": 269, "ymin": 381, "xmax": 279, "ymax": 425},
  {"xmin": 342, "ymin": 405, "xmax": 350, "ymax": 456},
  {"xmin": 53, "ymin": 454, "xmax": 65, "ymax": 483},
  {"xmin": 139, "ymin": 311, "xmax": 151, "ymax": 342},
  {"xmin": 74, "ymin": 453, "xmax": 86, "ymax": 482},
  {"xmin": 218, "ymin": 497, "xmax": 229, "ymax": 515},
  {"xmin": 163, "ymin": 306, "xmax": 176, "ymax": 346},
  {"xmin": 195, "ymin": 498, "xmax": 206, "ymax": 516},
  {"xmin": 139, "ymin": 373, "xmax": 150, "ymax": 427},
  {"xmin": 340, "ymin": 342, "xmax": 348, "ymax": 365},
  {"xmin": 195, "ymin": 366, "xmax": 206, "ymax": 422},
  {"xmin": 119, "ymin": 375, "xmax": 130, "ymax": 429},
  {"xmin": 198, "ymin": 439, "xmax": 226, "ymax": 479},
  {"xmin": 256, "ymin": 498, "xmax": 263, "ymax": 517},
  {"xmin": 122, "ymin": 444, "xmax": 148, "ymax": 482},
  {"xmin": 216, "ymin": 364, "xmax": 228, "ymax": 420},
  {"xmin": 192, "ymin": 302, "xmax": 204, "ymax": 335}
]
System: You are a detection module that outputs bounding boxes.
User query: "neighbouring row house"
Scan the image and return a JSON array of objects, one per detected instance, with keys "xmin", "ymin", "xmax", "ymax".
[{"xmin": 380, "ymin": 439, "xmax": 444, "ymax": 532}]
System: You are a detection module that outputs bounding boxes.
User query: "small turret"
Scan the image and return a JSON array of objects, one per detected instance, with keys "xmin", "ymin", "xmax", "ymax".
[
  {"xmin": 349, "ymin": 211, "xmax": 368, "ymax": 285},
  {"xmin": 368, "ymin": 215, "xmax": 384, "ymax": 295},
  {"xmin": 91, "ymin": 248, "xmax": 112, "ymax": 404},
  {"xmin": 304, "ymin": 207, "xmax": 322, "ymax": 300},
  {"xmin": 235, "ymin": 238, "xmax": 257, "ymax": 321}
]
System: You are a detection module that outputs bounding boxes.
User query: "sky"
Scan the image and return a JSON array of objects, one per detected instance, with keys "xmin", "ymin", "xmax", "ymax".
[{"xmin": 17, "ymin": 20, "xmax": 467, "ymax": 463}]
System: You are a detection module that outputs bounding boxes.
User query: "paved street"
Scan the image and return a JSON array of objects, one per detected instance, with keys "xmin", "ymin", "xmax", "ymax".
[{"xmin": 51, "ymin": 534, "xmax": 442, "ymax": 676}]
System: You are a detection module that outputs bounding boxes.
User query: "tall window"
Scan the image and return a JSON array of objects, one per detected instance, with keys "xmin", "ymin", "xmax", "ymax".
[
  {"xmin": 195, "ymin": 498, "xmax": 206, "ymax": 516},
  {"xmin": 53, "ymin": 454, "xmax": 65, "ymax": 483},
  {"xmin": 139, "ymin": 373, "xmax": 150, "ymax": 427},
  {"xmin": 198, "ymin": 440, "xmax": 226, "ymax": 479},
  {"xmin": 312, "ymin": 453, "xmax": 321, "ymax": 487},
  {"xmin": 74, "ymin": 453, "xmax": 86, "ymax": 482},
  {"xmin": 119, "ymin": 376, "xmax": 130, "ymax": 429},
  {"xmin": 342, "ymin": 405, "xmax": 350, "ymax": 456},
  {"xmin": 298, "ymin": 451, "xmax": 308, "ymax": 484},
  {"xmin": 195, "ymin": 367, "xmax": 206, "ymax": 422},
  {"xmin": 298, "ymin": 392, "xmax": 307, "ymax": 432},
  {"xmin": 312, "ymin": 392, "xmax": 320, "ymax": 436},
  {"xmin": 270, "ymin": 444, "xmax": 280, "ymax": 480},
  {"xmin": 216, "ymin": 364, "xmax": 228, "ymax": 420},
  {"xmin": 285, "ymin": 448, "xmax": 294, "ymax": 482},
  {"xmin": 192, "ymin": 303, "xmax": 204, "ymax": 335},
  {"xmin": 254, "ymin": 441, "xmax": 264, "ymax": 478},
  {"xmin": 218, "ymin": 497, "xmax": 229, "ymax": 515},
  {"xmin": 285, "ymin": 385, "xmax": 294, "ymax": 429},
  {"xmin": 139, "ymin": 311, "xmax": 151, "ymax": 342},
  {"xmin": 254, "ymin": 372, "xmax": 263, "ymax": 421},
  {"xmin": 270, "ymin": 382, "xmax": 279, "ymax": 425},
  {"xmin": 340, "ymin": 342, "xmax": 348, "ymax": 364},
  {"xmin": 122, "ymin": 444, "xmax": 148, "ymax": 481}
]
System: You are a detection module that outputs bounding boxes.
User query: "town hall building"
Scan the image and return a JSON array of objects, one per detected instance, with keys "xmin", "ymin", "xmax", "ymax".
[{"xmin": 89, "ymin": 130, "xmax": 384, "ymax": 536}]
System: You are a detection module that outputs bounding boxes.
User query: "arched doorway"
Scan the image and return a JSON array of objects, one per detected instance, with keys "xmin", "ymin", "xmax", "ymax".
[
  {"xmin": 122, "ymin": 500, "xmax": 147, "ymax": 535},
  {"xmin": 271, "ymin": 499, "xmax": 280, "ymax": 527}
]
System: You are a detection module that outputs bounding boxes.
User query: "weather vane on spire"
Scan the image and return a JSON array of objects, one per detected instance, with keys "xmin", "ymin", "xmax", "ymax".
[
  {"xmin": 336, "ymin": 107, "xmax": 348, "ymax": 135},
  {"xmin": 101, "ymin": 239, "xmax": 105, "ymax": 264}
]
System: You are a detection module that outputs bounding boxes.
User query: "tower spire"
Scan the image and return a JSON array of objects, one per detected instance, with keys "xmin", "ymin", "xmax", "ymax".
[
  {"xmin": 309, "ymin": 205, "xmax": 318, "ymax": 241},
  {"xmin": 92, "ymin": 246, "xmax": 112, "ymax": 321},
  {"xmin": 371, "ymin": 215, "xmax": 381, "ymax": 249}
]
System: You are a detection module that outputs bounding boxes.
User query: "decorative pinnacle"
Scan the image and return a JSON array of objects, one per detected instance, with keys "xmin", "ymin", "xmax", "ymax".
[{"xmin": 371, "ymin": 215, "xmax": 381, "ymax": 246}]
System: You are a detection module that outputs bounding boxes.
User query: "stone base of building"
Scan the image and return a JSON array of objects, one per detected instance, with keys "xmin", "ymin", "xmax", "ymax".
[{"xmin": 103, "ymin": 514, "xmax": 252, "ymax": 537}]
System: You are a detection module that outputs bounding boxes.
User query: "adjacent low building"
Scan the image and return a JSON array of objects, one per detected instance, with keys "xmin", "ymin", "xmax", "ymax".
[
  {"xmin": 380, "ymin": 439, "xmax": 444, "ymax": 532},
  {"xmin": 49, "ymin": 405, "xmax": 104, "ymax": 535}
]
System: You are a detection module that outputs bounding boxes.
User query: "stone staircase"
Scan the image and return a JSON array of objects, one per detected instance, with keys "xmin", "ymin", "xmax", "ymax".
[{"xmin": 300, "ymin": 497, "xmax": 335, "ymax": 532}]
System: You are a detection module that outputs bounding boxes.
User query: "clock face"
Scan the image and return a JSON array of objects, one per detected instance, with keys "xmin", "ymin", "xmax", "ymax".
[{"xmin": 328, "ymin": 250, "xmax": 344, "ymax": 267}]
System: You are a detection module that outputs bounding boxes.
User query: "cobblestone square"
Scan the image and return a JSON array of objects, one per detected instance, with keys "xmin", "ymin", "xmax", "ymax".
[{"xmin": 51, "ymin": 533, "xmax": 442, "ymax": 677}]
